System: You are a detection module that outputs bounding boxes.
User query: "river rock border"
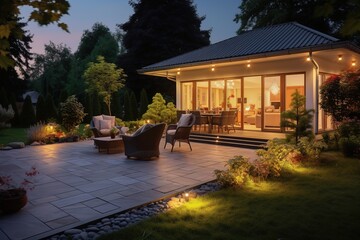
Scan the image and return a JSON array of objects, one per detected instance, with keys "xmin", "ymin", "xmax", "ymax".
[{"xmin": 47, "ymin": 182, "xmax": 221, "ymax": 240}]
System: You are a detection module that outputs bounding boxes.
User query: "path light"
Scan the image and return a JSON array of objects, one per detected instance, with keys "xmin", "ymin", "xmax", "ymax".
[
  {"xmin": 184, "ymin": 192, "xmax": 190, "ymax": 202},
  {"xmin": 146, "ymin": 119, "xmax": 150, "ymax": 124}
]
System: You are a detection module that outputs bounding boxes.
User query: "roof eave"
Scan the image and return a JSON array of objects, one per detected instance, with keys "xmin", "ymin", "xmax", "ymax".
[{"xmin": 138, "ymin": 41, "xmax": 360, "ymax": 74}]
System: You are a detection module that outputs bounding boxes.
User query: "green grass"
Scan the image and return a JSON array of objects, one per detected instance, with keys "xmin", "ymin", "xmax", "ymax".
[
  {"xmin": 0, "ymin": 128, "xmax": 27, "ymax": 145},
  {"xmin": 99, "ymin": 152, "xmax": 360, "ymax": 240}
]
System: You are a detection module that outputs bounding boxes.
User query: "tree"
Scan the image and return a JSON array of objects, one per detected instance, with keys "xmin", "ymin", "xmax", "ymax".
[
  {"xmin": 20, "ymin": 95, "xmax": 36, "ymax": 127},
  {"xmin": 139, "ymin": 88, "xmax": 149, "ymax": 118},
  {"xmin": 234, "ymin": 0, "xmax": 360, "ymax": 43},
  {"xmin": 30, "ymin": 42, "xmax": 73, "ymax": 105},
  {"xmin": 0, "ymin": 105, "xmax": 14, "ymax": 129},
  {"xmin": 36, "ymin": 95, "xmax": 47, "ymax": 123},
  {"xmin": 281, "ymin": 90, "xmax": 314, "ymax": 144},
  {"xmin": 0, "ymin": 0, "xmax": 69, "ymax": 69},
  {"xmin": 45, "ymin": 94, "xmax": 58, "ymax": 121},
  {"xmin": 67, "ymin": 23, "xmax": 119, "ymax": 99},
  {"xmin": 118, "ymin": 0, "xmax": 210, "ymax": 98},
  {"xmin": 320, "ymin": 69, "xmax": 360, "ymax": 122},
  {"xmin": 130, "ymin": 91, "xmax": 138, "ymax": 120},
  {"xmin": 83, "ymin": 56, "xmax": 126, "ymax": 116}
]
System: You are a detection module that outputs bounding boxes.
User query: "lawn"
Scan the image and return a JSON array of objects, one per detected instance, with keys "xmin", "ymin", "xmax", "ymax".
[
  {"xmin": 99, "ymin": 151, "xmax": 360, "ymax": 240},
  {"xmin": 0, "ymin": 128, "xmax": 27, "ymax": 145}
]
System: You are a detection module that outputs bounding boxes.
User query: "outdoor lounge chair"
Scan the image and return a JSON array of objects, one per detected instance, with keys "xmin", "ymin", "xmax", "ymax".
[
  {"xmin": 122, "ymin": 123, "xmax": 166, "ymax": 159},
  {"xmin": 90, "ymin": 115, "xmax": 116, "ymax": 137},
  {"xmin": 164, "ymin": 113, "xmax": 196, "ymax": 152}
]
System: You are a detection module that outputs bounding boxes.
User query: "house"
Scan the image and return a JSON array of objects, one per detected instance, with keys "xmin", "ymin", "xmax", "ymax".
[{"xmin": 139, "ymin": 22, "xmax": 360, "ymax": 133}]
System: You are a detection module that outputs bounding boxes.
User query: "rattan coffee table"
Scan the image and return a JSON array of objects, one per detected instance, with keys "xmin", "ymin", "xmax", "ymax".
[{"xmin": 93, "ymin": 137, "xmax": 124, "ymax": 154}]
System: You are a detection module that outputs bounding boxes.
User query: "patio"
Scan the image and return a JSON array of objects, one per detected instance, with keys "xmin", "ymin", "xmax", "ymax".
[{"xmin": 0, "ymin": 139, "xmax": 256, "ymax": 240}]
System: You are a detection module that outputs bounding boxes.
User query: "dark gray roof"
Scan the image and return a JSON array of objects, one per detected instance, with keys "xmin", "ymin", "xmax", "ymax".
[{"xmin": 140, "ymin": 22, "xmax": 340, "ymax": 72}]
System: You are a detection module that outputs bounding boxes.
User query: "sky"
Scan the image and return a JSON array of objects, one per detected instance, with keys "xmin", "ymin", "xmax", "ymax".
[{"xmin": 21, "ymin": 0, "xmax": 241, "ymax": 55}]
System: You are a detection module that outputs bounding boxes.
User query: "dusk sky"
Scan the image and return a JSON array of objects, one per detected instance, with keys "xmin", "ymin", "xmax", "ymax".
[{"xmin": 22, "ymin": 0, "xmax": 241, "ymax": 55}]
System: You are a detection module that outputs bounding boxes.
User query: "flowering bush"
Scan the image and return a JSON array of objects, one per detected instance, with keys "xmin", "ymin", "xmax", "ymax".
[{"xmin": 0, "ymin": 167, "xmax": 39, "ymax": 197}]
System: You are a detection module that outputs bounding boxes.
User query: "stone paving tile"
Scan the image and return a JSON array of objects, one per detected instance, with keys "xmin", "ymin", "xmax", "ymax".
[
  {"xmin": 0, "ymin": 212, "xmax": 51, "ymax": 240},
  {"xmin": 0, "ymin": 139, "xmax": 256, "ymax": 240},
  {"xmin": 27, "ymin": 203, "xmax": 68, "ymax": 222},
  {"xmin": 46, "ymin": 215, "xmax": 78, "ymax": 229},
  {"xmin": 93, "ymin": 203, "xmax": 119, "ymax": 214},
  {"xmin": 52, "ymin": 193, "xmax": 95, "ymax": 208},
  {"xmin": 62, "ymin": 203, "xmax": 102, "ymax": 221}
]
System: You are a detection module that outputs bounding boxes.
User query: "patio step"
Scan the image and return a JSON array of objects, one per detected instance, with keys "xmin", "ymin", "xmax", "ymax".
[{"xmin": 189, "ymin": 133, "xmax": 268, "ymax": 149}]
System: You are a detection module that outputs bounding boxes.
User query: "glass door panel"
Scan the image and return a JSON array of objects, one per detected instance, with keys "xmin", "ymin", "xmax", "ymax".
[
  {"xmin": 210, "ymin": 80, "xmax": 225, "ymax": 112},
  {"xmin": 243, "ymin": 76, "xmax": 261, "ymax": 131},
  {"xmin": 227, "ymin": 79, "xmax": 241, "ymax": 126},
  {"xmin": 181, "ymin": 82, "xmax": 193, "ymax": 110},
  {"xmin": 196, "ymin": 81, "xmax": 209, "ymax": 111},
  {"xmin": 264, "ymin": 76, "xmax": 281, "ymax": 130}
]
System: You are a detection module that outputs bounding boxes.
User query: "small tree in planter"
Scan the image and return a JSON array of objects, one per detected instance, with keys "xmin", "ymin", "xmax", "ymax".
[
  {"xmin": 281, "ymin": 90, "xmax": 314, "ymax": 144},
  {"xmin": 60, "ymin": 95, "xmax": 86, "ymax": 139}
]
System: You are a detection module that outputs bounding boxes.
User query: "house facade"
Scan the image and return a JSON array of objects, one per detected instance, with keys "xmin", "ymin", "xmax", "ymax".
[{"xmin": 139, "ymin": 22, "xmax": 360, "ymax": 133}]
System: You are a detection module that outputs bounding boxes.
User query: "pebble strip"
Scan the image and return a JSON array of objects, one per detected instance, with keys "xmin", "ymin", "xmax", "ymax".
[{"xmin": 47, "ymin": 182, "xmax": 221, "ymax": 240}]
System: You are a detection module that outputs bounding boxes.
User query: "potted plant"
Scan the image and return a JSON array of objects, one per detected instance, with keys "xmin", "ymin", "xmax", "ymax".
[
  {"xmin": 110, "ymin": 127, "xmax": 119, "ymax": 139},
  {"xmin": 0, "ymin": 167, "xmax": 39, "ymax": 214}
]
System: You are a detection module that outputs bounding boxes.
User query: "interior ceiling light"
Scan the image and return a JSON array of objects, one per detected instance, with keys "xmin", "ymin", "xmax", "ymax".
[{"xmin": 269, "ymin": 82, "xmax": 280, "ymax": 95}]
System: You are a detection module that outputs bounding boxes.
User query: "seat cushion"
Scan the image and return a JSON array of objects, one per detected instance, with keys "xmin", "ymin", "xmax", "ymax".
[
  {"xmin": 132, "ymin": 124, "xmax": 154, "ymax": 136},
  {"xmin": 99, "ymin": 119, "xmax": 112, "ymax": 130},
  {"xmin": 92, "ymin": 115, "xmax": 103, "ymax": 129},
  {"xmin": 99, "ymin": 129, "xmax": 111, "ymax": 135},
  {"xmin": 167, "ymin": 129, "xmax": 176, "ymax": 135},
  {"xmin": 178, "ymin": 114, "xmax": 193, "ymax": 127},
  {"xmin": 102, "ymin": 115, "xmax": 115, "ymax": 127}
]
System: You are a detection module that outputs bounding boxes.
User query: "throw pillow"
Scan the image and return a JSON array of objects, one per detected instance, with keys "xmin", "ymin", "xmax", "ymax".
[
  {"xmin": 99, "ymin": 119, "xmax": 111, "ymax": 130},
  {"xmin": 178, "ymin": 114, "xmax": 193, "ymax": 127},
  {"xmin": 102, "ymin": 115, "xmax": 115, "ymax": 127},
  {"xmin": 92, "ymin": 115, "xmax": 103, "ymax": 129}
]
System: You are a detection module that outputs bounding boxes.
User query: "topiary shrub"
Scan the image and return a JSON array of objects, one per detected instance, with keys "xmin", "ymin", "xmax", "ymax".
[
  {"xmin": 142, "ymin": 93, "xmax": 177, "ymax": 124},
  {"xmin": 60, "ymin": 95, "xmax": 86, "ymax": 133}
]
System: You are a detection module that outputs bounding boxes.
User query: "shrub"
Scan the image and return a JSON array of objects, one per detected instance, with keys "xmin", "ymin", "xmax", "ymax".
[
  {"xmin": 60, "ymin": 95, "xmax": 86, "ymax": 133},
  {"xmin": 256, "ymin": 138, "xmax": 297, "ymax": 177},
  {"xmin": 214, "ymin": 156, "xmax": 253, "ymax": 187},
  {"xmin": 296, "ymin": 137, "xmax": 327, "ymax": 163},
  {"xmin": 142, "ymin": 93, "xmax": 176, "ymax": 124},
  {"xmin": 0, "ymin": 105, "xmax": 14, "ymax": 129},
  {"xmin": 339, "ymin": 136, "xmax": 360, "ymax": 157}
]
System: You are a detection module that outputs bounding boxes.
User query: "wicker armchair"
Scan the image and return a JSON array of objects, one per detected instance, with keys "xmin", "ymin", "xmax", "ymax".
[
  {"xmin": 164, "ymin": 113, "xmax": 196, "ymax": 152},
  {"xmin": 122, "ymin": 123, "xmax": 166, "ymax": 159}
]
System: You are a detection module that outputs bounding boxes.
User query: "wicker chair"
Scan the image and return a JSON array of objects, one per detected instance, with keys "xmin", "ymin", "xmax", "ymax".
[
  {"xmin": 164, "ymin": 113, "xmax": 196, "ymax": 152},
  {"xmin": 211, "ymin": 110, "xmax": 236, "ymax": 133},
  {"xmin": 122, "ymin": 123, "xmax": 166, "ymax": 159},
  {"xmin": 190, "ymin": 110, "xmax": 208, "ymax": 132}
]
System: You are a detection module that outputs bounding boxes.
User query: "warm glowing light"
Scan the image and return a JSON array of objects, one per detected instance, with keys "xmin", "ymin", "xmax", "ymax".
[
  {"xmin": 352, "ymin": 60, "xmax": 356, "ymax": 66},
  {"xmin": 245, "ymin": 106, "xmax": 250, "ymax": 111},
  {"xmin": 306, "ymin": 56, "xmax": 311, "ymax": 61},
  {"xmin": 177, "ymin": 71, "xmax": 180, "ymax": 75},
  {"xmin": 338, "ymin": 55, "xmax": 343, "ymax": 61},
  {"xmin": 147, "ymin": 119, "xmax": 150, "ymax": 123},
  {"xmin": 247, "ymin": 63, "xmax": 251, "ymax": 68},
  {"xmin": 269, "ymin": 82, "xmax": 280, "ymax": 95},
  {"xmin": 211, "ymin": 67, "xmax": 215, "ymax": 71}
]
